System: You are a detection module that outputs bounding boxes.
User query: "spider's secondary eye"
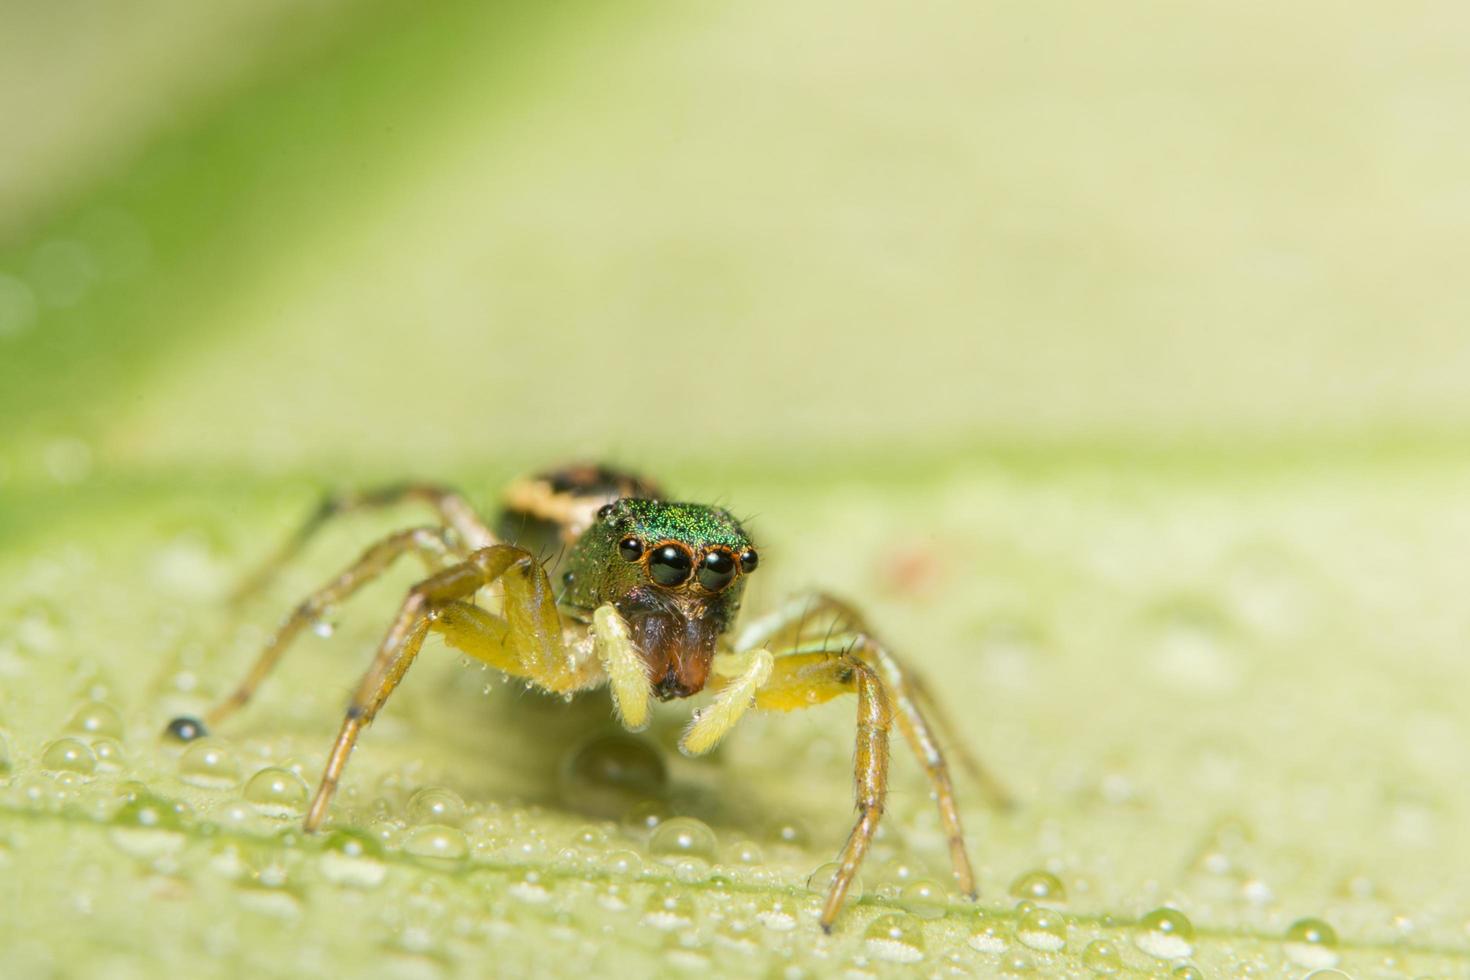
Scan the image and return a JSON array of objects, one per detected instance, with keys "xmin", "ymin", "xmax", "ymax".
[
  {"xmin": 738, "ymin": 549, "xmax": 759, "ymax": 573},
  {"xmin": 697, "ymin": 550, "xmax": 736, "ymax": 591},
  {"xmin": 648, "ymin": 544, "xmax": 693, "ymax": 586},
  {"xmin": 618, "ymin": 536, "xmax": 644, "ymax": 561},
  {"xmin": 597, "ymin": 503, "xmax": 616, "ymax": 519}
]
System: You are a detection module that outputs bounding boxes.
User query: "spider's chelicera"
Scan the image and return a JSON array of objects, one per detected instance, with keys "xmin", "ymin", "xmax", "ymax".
[{"xmin": 167, "ymin": 462, "xmax": 1009, "ymax": 930}]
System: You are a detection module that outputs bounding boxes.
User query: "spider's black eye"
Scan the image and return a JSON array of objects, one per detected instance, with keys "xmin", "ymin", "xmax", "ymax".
[
  {"xmin": 697, "ymin": 550, "xmax": 736, "ymax": 592},
  {"xmin": 738, "ymin": 549, "xmax": 759, "ymax": 573},
  {"xmin": 648, "ymin": 544, "xmax": 693, "ymax": 586},
  {"xmin": 597, "ymin": 503, "xmax": 616, "ymax": 519},
  {"xmin": 618, "ymin": 536, "xmax": 644, "ymax": 561}
]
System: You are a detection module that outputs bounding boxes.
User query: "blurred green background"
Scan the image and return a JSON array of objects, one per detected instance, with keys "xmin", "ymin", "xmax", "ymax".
[{"xmin": 3, "ymin": 2, "xmax": 1470, "ymax": 976}]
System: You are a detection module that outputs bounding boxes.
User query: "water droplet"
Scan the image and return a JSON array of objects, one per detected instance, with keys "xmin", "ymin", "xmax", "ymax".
[
  {"xmin": 754, "ymin": 895, "xmax": 799, "ymax": 931},
  {"xmin": 602, "ymin": 848, "xmax": 643, "ymax": 876},
  {"xmin": 164, "ymin": 716, "xmax": 206, "ymax": 742},
  {"xmin": 403, "ymin": 823, "xmax": 468, "ymax": 868},
  {"xmin": 41, "ymin": 737, "xmax": 96, "ymax": 774},
  {"xmin": 64, "ymin": 700, "xmax": 123, "ymax": 739},
  {"xmin": 1135, "ymin": 907, "xmax": 1195, "ymax": 959},
  {"xmin": 968, "ymin": 919, "xmax": 1008, "ymax": 954},
  {"xmin": 318, "ymin": 828, "xmax": 387, "ymax": 887},
  {"xmin": 1009, "ymin": 870, "xmax": 1066, "ymax": 903},
  {"xmin": 727, "ymin": 839, "xmax": 764, "ymax": 865},
  {"xmin": 892, "ymin": 877, "xmax": 944, "ymax": 919},
  {"xmin": 91, "ymin": 738, "xmax": 125, "ymax": 771},
  {"xmin": 1082, "ymin": 938, "xmax": 1123, "ymax": 973},
  {"xmin": 769, "ymin": 818, "xmax": 810, "ymax": 848},
  {"xmin": 649, "ymin": 816, "xmax": 717, "ymax": 863},
  {"xmin": 406, "ymin": 786, "xmax": 465, "ymax": 827},
  {"xmin": 642, "ymin": 885, "xmax": 694, "ymax": 930},
  {"xmin": 621, "ymin": 799, "xmax": 671, "ymax": 837},
  {"xmin": 1017, "ymin": 905, "xmax": 1067, "ymax": 952},
  {"xmin": 560, "ymin": 732, "xmax": 667, "ymax": 819},
  {"xmin": 110, "ymin": 792, "xmax": 187, "ymax": 856},
  {"xmin": 864, "ymin": 912, "xmax": 925, "ymax": 963},
  {"xmin": 807, "ymin": 861, "xmax": 863, "ymax": 903},
  {"xmin": 179, "ymin": 739, "xmax": 241, "ymax": 788},
  {"xmin": 1285, "ymin": 917, "xmax": 1340, "ymax": 969},
  {"xmin": 1171, "ymin": 966, "xmax": 1204, "ymax": 980},
  {"xmin": 243, "ymin": 767, "xmax": 308, "ymax": 817}
]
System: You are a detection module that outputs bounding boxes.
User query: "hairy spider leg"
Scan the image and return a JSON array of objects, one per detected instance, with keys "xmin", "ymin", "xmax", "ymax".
[
  {"xmin": 303, "ymin": 544, "xmax": 563, "ymax": 831},
  {"xmin": 232, "ymin": 483, "xmax": 495, "ymax": 604},
  {"xmin": 741, "ymin": 650, "xmax": 892, "ymax": 932},
  {"xmin": 201, "ymin": 526, "xmax": 456, "ymax": 728},
  {"xmin": 739, "ymin": 593, "xmax": 1011, "ymax": 809}
]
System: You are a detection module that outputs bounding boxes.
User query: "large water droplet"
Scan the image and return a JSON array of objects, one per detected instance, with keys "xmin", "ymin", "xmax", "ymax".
[
  {"xmin": 91, "ymin": 738, "xmax": 125, "ymax": 772},
  {"xmin": 559, "ymin": 732, "xmax": 667, "ymax": 818},
  {"xmin": 1009, "ymin": 869, "xmax": 1066, "ymax": 903},
  {"xmin": 318, "ymin": 828, "xmax": 387, "ymax": 888},
  {"xmin": 1017, "ymin": 905, "xmax": 1067, "ymax": 952},
  {"xmin": 41, "ymin": 737, "xmax": 96, "ymax": 774},
  {"xmin": 243, "ymin": 767, "xmax": 308, "ymax": 817},
  {"xmin": 806, "ymin": 861, "xmax": 862, "ymax": 903},
  {"xmin": 403, "ymin": 823, "xmax": 468, "ymax": 869},
  {"xmin": 1284, "ymin": 917, "xmax": 1339, "ymax": 969},
  {"xmin": 179, "ymin": 739, "xmax": 241, "ymax": 789},
  {"xmin": 406, "ymin": 786, "xmax": 466, "ymax": 827},
  {"xmin": 1082, "ymin": 938, "xmax": 1122, "ymax": 973},
  {"xmin": 899, "ymin": 878, "xmax": 947, "ymax": 919},
  {"xmin": 864, "ymin": 913, "xmax": 925, "ymax": 964},
  {"xmin": 649, "ymin": 816, "xmax": 717, "ymax": 864},
  {"xmin": 64, "ymin": 700, "xmax": 123, "ymax": 739},
  {"xmin": 1135, "ymin": 907, "xmax": 1195, "ymax": 959}
]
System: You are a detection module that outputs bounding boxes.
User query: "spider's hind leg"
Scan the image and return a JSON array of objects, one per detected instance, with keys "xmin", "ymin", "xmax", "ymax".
[{"xmin": 173, "ymin": 526, "xmax": 455, "ymax": 736}]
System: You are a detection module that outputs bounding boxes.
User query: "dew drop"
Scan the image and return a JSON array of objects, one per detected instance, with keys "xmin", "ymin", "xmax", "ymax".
[
  {"xmin": 110, "ymin": 792, "xmax": 188, "ymax": 857},
  {"xmin": 179, "ymin": 738, "xmax": 241, "ymax": 789},
  {"xmin": 403, "ymin": 823, "xmax": 468, "ymax": 868},
  {"xmin": 1009, "ymin": 870, "xmax": 1066, "ymax": 903},
  {"xmin": 602, "ymin": 848, "xmax": 643, "ymax": 876},
  {"xmin": 864, "ymin": 912, "xmax": 925, "ymax": 964},
  {"xmin": 1284, "ymin": 917, "xmax": 1340, "ymax": 969},
  {"xmin": 727, "ymin": 839, "xmax": 764, "ymax": 865},
  {"xmin": 806, "ymin": 861, "xmax": 863, "ymax": 903},
  {"xmin": 1017, "ymin": 905, "xmax": 1067, "ymax": 952},
  {"xmin": 243, "ymin": 767, "xmax": 308, "ymax": 817},
  {"xmin": 649, "ymin": 816, "xmax": 717, "ymax": 863},
  {"xmin": 560, "ymin": 732, "xmax": 667, "ymax": 819},
  {"xmin": 769, "ymin": 818, "xmax": 810, "ymax": 848},
  {"xmin": 1135, "ymin": 907, "xmax": 1195, "ymax": 959},
  {"xmin": 899, "ymin": 878, "xmax": 947, "ymax": 919},
  {"xmin": 1082, "ymin": 938, "xmax": 1123, "ymax": 973},
  {"xmin": 754, "ymin": 895, "xmax": 798, "ymax": 931},
  {"xmin": 621, "ymin": 799, "xmax": 671, "ymax": 837},
  {"xmin": 406, "ymin": 786, "xmax": 465, "ymax": 827},
  {"xmin": 64, "ymin": 700, "xmax": 123, "ymax": 739},
  {"xmin": 642, "ymin": 885, "xmax": 694, "ymax": 930},
  {"xmin": 318, "ymin": 828, "xmax": 388, "ymax": 887},
  {"xmin": 1172, "ymin": 966, "xmax": 1204, "ymax": 980},
  {"xmin": 41, "ymin": 737, "xmax": 96, "ymax": 774},
  {"xmin": 91, "ymin": 738, "xmax": 126, "ymax": 771},
  {"xmin": 968, "ymin": 916, "xmax": 1008, "ymax": 954}
]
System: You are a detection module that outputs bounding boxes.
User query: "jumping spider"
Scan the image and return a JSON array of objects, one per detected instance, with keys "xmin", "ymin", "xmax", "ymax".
[{"xmin": 168, "ymin": 463, "xmax": 1009, "ymax": 930}]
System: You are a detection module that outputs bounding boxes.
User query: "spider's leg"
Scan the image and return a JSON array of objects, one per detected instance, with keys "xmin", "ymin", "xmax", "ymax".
[
  {"xmin": 741, "ymin": 592, "xmax": 1010, "ymax": 810},
  {"xmin": 747, "ymin": 650, "xmax": 892, "ymax": 931},
  {"xmin": 303, "ymin": 544, "xmax": 560, "ymax": 830},
  {"xmin": 849, "ymin": 635, "xmax": 978, "ymax": 899},
  {"xmin": 679, "ymin": 647, "xmax": 774, "ymax": 754},
  {"xmin": 233, "ymin": 483, "xmax": 494, "ymax": 604},
  {"xmin": 192, "ymin": 526, "xmax": 454, "ymax": 731}
]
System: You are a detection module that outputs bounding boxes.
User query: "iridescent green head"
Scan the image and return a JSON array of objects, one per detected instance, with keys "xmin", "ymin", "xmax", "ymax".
[{"xmin": 563, "ymin": 498, "xmax": 759, "ymax": 700}]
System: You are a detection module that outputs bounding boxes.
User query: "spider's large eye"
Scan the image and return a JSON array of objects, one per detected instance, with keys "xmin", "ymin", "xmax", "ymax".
[
  {"xmin": 618, "ymin": 536, "xmax": 644, "ymax": 561},
  {"xmin": 697, "ymin": 550, "xmax": 736, "ymax": 592},
  {"xmin": 738, "ymin": 549, "xmax": 759, "ymax": 573},
  {"xmin": 648, "ymin": 544, "xmax": 693, "ymax": 586}
]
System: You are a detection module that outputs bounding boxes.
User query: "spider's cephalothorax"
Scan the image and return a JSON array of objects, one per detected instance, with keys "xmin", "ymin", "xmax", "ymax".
[
  {"xmin": 167, "ymin": 463, "xmax": 1009, "ymax": 931},
  {"xmin": 564, "ymin": 498, "xmax": 757, "ymax": 700}
]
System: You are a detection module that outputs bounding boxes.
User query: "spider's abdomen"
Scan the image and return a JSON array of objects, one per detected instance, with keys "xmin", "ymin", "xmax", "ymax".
[{"xmin": 495, "ymin": 463, "xmax": 663, "ymax": 557}]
